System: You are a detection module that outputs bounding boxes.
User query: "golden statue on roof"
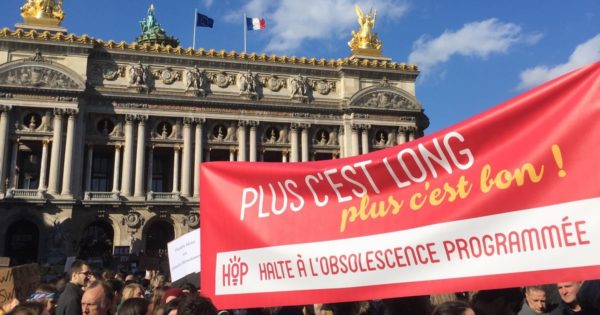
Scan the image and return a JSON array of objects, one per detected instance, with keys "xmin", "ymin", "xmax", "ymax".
[
  {"xmin": 20, "ymin": 0, "xmax": 64, "ymax": 27},
  {"xmin": 348, "ymin": 4, "xmax": 382, "ymax": 57}
]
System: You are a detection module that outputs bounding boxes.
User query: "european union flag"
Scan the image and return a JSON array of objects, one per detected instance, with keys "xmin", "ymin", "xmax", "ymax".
[{"xmin": 196, "ymin": 13, "xmax": 214, "ymax": 28}]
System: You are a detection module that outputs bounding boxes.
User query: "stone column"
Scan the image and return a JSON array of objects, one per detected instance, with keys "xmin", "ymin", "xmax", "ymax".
[
  {"xmin": 9, "ymin": 139, "xmax": 18, "ymax": 188},
  {"xmin": 181, "ymin": 118, "xmax": 193, "ymax": 197},
  {"xmin": 193, "ymin": 119, "xmax": 204, "ymax": 198},
  {"xmin": 389, "ymin": 130, "xmax": 397, "ymax": 147},
  {"xmin": 121, "ymin": 115, "xmax": 135, "ymax": 197},
  {"xmin": 229, "ymin": 148, "xmax": 235, "ymax": 162},
  {"xmin": 338, "ymin": 127, "xmax": 345, "ymax": 158},
  {"xmin": 342, "ymin": 114, "xmax": 354, "ymax": 158},
  {"xmin": 47, "ymin": 109, "xmax": 64, "ymax": 195},
  {"xmin": 397, "ymin": 127, "xmax": 406, "ymax": 145},
  {"xmin": 134, "ymin": 115, "xmax": 148, "ymax": 197},
  {"xmin": 172, "ymin": 146, "xmax": 180, "ymax": 193},
  {"xmin": 84, "ymin": 145, "xmax": 93, "ymax": 192},
  {"xmin": 237, "ymin": 121, "xmax": 247, "ymax": 162},
  {"xmin": 112, "ymin": 144, "xmax": 121, "ymax": 193},
  {"xmin": 61, "ymin": 109, "xmax": 78, "ymax": 196},
  {"xmin": 249, "ymin": 121, "xmax": 257, "ymax": 162},
  {"xmin": 301, "ymin": 124, "xmax": 310, "ymax": 162},
  {"xmin": 0, "ymin": 106, "xmax": 10, "ymax": 194},
  {"xmin": 146, "ymin": 146, "xmax": 154, "ymax": 194},
  {"xmin": 72, "ymin": 108, "xmax": 86, "ymax": 198},
  {"xmin": 38, "ymin": 138, "xmax": 49, "ymax": 191},
  {"xmin": 290, "ymin": 124, "xmax": 299, "ymax": 162},
  {"xmin": 408, "ymin": 128, "xmax": 416, "ymax": 141},
  {"xmin": 361, "ymin": 125, "xmax": 370, "ymax": 155},
  {"xmin": 282, "ymin": 150, "xmax": 288, "ymax": 163},
  {"xmin": 351, "ymin": 125, "xmax": 360, "ymax": 156}
]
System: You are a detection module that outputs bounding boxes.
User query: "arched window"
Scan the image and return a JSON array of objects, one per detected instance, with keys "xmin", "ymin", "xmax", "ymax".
[
  {"xmin": 78, "ymin": 221, "xmax": 114, "ymax": 266},
  {"xmin": 145, "ymin": 220, "xmax": 174, "ymax": 257},
  {"xmin": 4, "ymin": 220, "xmax": 39, "ymax": 266}
]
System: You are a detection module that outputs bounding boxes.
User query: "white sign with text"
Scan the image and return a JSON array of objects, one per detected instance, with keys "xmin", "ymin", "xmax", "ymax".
[{"xmin": 168, "ymin": 229, "xmax": 201, "ymax": 282}]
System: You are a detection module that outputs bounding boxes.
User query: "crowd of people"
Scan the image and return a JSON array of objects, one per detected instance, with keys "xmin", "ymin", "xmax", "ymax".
[{"xmin": 0, "ymin": 259, "xmax": 598, "ymax": 315}]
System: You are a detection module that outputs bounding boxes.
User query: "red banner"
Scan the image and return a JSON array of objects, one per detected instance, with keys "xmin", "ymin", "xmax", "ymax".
[{"xmin": 200, "ymin": 62, "xmax": 600, "ymax": 309}]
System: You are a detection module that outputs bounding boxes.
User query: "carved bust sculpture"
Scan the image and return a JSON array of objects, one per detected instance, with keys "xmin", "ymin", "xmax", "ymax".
[{"xmin": 129, "ymin": 62, "xmax": 148, "ymax": 86}]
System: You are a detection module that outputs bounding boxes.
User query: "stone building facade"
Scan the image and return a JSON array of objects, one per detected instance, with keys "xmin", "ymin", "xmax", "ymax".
[{"xmin": 0, "ymin": 4, "xmax": 428, "ymax": 268}]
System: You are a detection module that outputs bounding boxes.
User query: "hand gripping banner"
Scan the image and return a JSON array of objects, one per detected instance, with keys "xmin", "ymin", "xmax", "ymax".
[{"xmin": 200, "ymin": 62, "xmax": 600, "ymax": 309}]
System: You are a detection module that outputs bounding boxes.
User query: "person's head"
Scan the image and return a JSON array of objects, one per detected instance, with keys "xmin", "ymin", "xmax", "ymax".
[
  {"xmin": 116, "ymin": 298, "xmax": 149, "ymax": 315},
  {"xmin": 102, "ymin": 269, "xmax": 116, "ymax": 281},
  {"xmin": 178, "ymin": 283, "xmax": 197, "ymax": 294},
  {"xmin": 524, "ymin": 286, "xmax": 547, "ymax": 313},
  {"xmin": 381, "ymin": 296, "xmax": 433, "ymax": 315},
  {"xmin": 557, "ymin": 282, "xmax": 583, "ymax": 307},
  {"xmin": 121, "ymin": 283, "xmax": 144, "ymax": 303},
  {"xmin": 28, "ymin": 284, "xmax": 59, "ymax": 315},
  {"xmin": 177, "ymin": 293, "xmax": 217, "ymax": 315},
  {"xmin": 8, "ymin": 302, "xmax": 45, "ymax": 315},
  {"xmin": 124, "ymin": 274, "xmax": 137, "ymax": 284},
  {"xmin": 106, "ymin": 279, "xmax": 125, "ymax": 310},
  {"xmin": 577, "ymin": 279, "xmax": 600, "ymax": 313},
  {"xmin": 432, "ymin": 300, "xmax": 474, "ymax": 315},
  {"xmin": 81, "ymin": 281, "xmax": 114, "ymax": 315},
  {"xmin": 472, "ymin": 288, "xmax": 523, "ymax": 315},
  {"xmin": 151, "ymin": 275, "xmax": 166, "ymax": 291},
  {"xmin": 87, "ymin": 270, "xmax": 102, "ymax": 288},
  {"xmin": 69, "ymin": 259, "xmax": 90, "ymax": 287},
  {"xmin": 148, "ymin": 286, "xmax": 167, "ymax": 311},
  {"xmin": 164, "ymin": 298, "xmax": 181, "ymax": 315},
  {"xmin": 162, "ymin": 288, "xmax": 184, "ymax": 305}
]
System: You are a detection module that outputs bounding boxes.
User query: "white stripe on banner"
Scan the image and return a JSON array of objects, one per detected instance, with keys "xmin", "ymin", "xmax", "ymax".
[{"xmin": 215, "ymin": 197, "xmax": 600, "ymax": 295}]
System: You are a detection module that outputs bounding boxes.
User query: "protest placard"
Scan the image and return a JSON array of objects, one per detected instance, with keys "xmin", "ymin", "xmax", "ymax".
[
  {"xmin": 200, "ymin": 62, "xmax": 600, "ymax": 309},
  {"xmin": 167, "ymin": 229, "xmax": 200, "ymax": 283},
  {"xmin": 0, "ymin": 264, "xmax": 40, "ymax": 306}
]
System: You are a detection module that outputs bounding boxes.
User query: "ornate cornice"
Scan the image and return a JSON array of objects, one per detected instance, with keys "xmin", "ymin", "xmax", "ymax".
[{"xmin": 0, "ymin": 28, "xmax": 419, "ymax": 72}]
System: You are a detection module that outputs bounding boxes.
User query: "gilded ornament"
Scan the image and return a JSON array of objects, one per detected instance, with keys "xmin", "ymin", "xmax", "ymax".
[
  {"xmin": 348, "ymin": 4, "xmax": 382, "ymax": 56},
  {"xmin": 20, "ymin": 0, "xmax": 64, "ymax": 27}
]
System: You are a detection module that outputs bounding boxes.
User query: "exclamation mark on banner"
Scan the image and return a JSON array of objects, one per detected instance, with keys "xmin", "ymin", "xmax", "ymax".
[{"xmin": 552, "ymin": 144, "xmax": 567, "ymax": 177}]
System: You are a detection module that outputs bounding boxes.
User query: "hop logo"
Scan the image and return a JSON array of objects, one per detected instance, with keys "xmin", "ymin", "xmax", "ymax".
[{"xmin": 222, "ymin": 256, "xmax": 248, "ymax": 287}]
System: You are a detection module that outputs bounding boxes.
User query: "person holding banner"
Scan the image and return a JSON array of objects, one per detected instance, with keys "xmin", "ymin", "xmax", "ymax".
[
  {"xmin": 518, "ymin": 286, "xmax": 549, "ymax": 315},
  {"xmin": 550, "ymin": 282, "xmax": 587, "ymax": 315}
]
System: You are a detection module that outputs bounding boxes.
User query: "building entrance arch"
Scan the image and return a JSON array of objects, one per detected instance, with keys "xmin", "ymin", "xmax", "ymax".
[
  {"xmin": 144, "ymin": 220, "xmax": 174, "ymax": 257},
  {"xmin": 78, "ymin": 221, "xmax": 114, "ymax": 265},
  {"xmin": 4, "ymin": 219, "xmax": 39, "ymax": 265}
]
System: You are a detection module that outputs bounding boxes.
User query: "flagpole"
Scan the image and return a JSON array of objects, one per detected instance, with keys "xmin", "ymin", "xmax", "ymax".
[
  {"xmin": 243, "ymin": 12, "xmax": 247, "ymax": 53},
  {"xmin": 193, "ymin": 8, "xmax": 197, "ymax": 50}
]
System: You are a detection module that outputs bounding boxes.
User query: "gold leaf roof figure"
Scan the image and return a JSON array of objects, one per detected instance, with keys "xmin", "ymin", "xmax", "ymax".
[
  {"xmin": 20, "ymin": 0, "xmax": 64, "ymax": 27},
  {"xmin": 348, "ymin": 4, "xmax": 382, "ymax": 57}
]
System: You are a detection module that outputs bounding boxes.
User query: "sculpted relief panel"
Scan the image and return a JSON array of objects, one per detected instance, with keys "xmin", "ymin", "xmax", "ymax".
[
  {"xmin": 0, "ymin": 65, "xmax": 80, "ymax": 89},
  {"xmin": 351, "ymin": 88, "xmax": 420, "ymax": 110}
]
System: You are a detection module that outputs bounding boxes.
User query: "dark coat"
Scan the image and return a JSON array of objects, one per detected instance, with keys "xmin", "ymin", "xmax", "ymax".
[{"xmin": 56, "ymin": 282, "xmax": 83, "ymax": 315}]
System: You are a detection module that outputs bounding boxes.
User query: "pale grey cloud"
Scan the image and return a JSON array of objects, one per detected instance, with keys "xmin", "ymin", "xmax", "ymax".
[
  {"xmin": 203, "ymin": 0, "xmax": 214, "ymax": 9},
  {"xmin": 225, "ymin": 0, "xmax": 409, "ymax": 53},
  {"xmin": 408, "ymin": 18, "xmax": 540, "ymax": 75},
  {"xmin": 517, "ymin": 33, "xmax": 600, "ymax": 90}
]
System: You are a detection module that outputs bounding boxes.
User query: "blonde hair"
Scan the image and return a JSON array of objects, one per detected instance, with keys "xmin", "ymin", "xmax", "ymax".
[{"xmin": 121, "ymin": 283, "xmax": 144, "ymax": 303}]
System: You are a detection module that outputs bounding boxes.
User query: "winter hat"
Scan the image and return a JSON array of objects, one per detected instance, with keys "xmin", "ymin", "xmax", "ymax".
[{"xmin": 162, "ymin": 287, "xmax": 184, "ymax": 304}]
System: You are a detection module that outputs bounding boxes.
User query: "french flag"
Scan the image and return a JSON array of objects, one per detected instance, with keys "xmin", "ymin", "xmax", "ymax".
[{"xmin": 246, "ymin": 17, "xmax": 266, "ymax": 31}]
